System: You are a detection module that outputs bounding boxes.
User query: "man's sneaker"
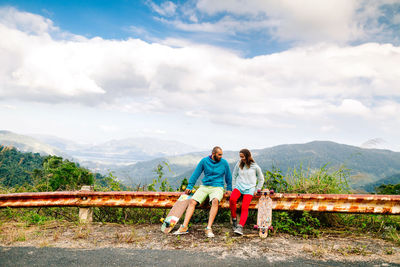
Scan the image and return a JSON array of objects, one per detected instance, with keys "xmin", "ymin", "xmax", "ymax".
[
  {"xmin": 234, "ymin": 225, "xmax": 243, "ymax": 235},
  {"xmin": 232, "ymin": 218, "xmax": 237, "ymax": 231},
  {"xmin": 173, "ymin": 225, "xmax": 189, "ymax": 235},
  {"xmin": 205, "ymin": 227, "xmax": 215, "ymax": 238}
]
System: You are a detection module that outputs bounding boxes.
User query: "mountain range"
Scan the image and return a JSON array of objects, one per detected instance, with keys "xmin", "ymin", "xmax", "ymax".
[
  {"xmin": 114, "ymin": 141, "xmax": 400, "ymax": 191},
  {"xmin": 0, "ymin": 130, "xmax": 65, "ymax": 157},
  {"xmin": 0, "ymin": 130, "xmax": 201, "ymax": 168},
  {"xmin": 1, "ymin": 130, "xmax": 399, "ymax": 191}
]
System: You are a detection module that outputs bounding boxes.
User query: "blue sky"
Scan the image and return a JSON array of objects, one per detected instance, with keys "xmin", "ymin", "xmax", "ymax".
[
  {"xmin": 2, "ymin": 0, "xmax": 292, "ymax": 56},
  {"xmin": 1, "ymin": 0, "xmax": 400, "ymax": 151}
]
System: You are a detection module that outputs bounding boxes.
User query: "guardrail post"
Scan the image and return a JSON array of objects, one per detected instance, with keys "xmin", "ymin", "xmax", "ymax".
[{"xmin": 79, "ymin": 185, "xmax": 93, "ymax": 223}]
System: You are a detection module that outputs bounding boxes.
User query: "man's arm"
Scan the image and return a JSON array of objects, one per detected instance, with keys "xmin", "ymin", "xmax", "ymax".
[
  {"xmin": 225, "ymin": 161, "xmax": 232, "ymax": 191},
  {"xmin": 187, "ymin": 159, "xmax": 204, "ymax": 190}
]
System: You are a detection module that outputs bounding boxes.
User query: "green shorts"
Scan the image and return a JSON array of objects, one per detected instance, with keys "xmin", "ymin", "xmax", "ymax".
[{"xmin": 192, "ymin": 185, "xmax": 224, "ymax": 205}]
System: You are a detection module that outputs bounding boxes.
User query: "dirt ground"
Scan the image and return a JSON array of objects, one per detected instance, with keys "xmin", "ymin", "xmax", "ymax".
[{"xmin": 0, "ymin": 221, "xmax": 399, "ymax": 264}]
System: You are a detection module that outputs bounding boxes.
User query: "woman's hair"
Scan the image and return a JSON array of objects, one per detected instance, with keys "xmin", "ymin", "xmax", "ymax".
[{"xmin": 239, "ymin": 148, "xmax": 255, "ymax": 169}]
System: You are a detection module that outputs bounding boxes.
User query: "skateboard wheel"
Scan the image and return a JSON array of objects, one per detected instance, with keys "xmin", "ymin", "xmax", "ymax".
[
  {"xmin": 181, "ymin": 185, "xmax": 186, "ymax": 190},
  {"xmin": 160, "ymin": 218, "xmax": 164, "ymax": 223},
  {"xmin": 170, "ymin": 222, "xmax": 176, "ymax": 227},
  {"xmin": 270, "ymin": 189, "xmax": 275, "ymax": 195},
  {"xmin": 254, "ymin": 225, "xmax": 258, "ymax": 230},
  {"xmin": 191, "ymin": 189, "xmax": 196, "ymax": 193}
]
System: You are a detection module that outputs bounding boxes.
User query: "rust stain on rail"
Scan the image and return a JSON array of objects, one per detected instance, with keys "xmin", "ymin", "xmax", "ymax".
[{"xmin": 0, "ymin": 191, "xmax": 399, "ymax": 215}]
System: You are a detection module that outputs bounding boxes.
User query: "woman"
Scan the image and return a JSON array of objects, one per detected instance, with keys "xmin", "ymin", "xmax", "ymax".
[{"xmin": 229, "ymin": 148, "xmax": 264, "ymax": 235}]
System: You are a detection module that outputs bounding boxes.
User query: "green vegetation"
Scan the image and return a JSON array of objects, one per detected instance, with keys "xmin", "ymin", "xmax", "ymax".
[
  {"xmin": 263, "ymin": 164, "xmax": 399, "ymax": 241},
  {"xmin": 0, "ymin": 145, "xmax": 45, "ymax": 188},
  {"xmin": 260, "ymin": 164, "xmax": 349, "ymax": 237},
  {"xmin": 0, "ymin": 146, "xmax": 399, "ymax": 245},
  {"xmin": 376, "ymin": 183, "xmax": 400, "ymax": 195},
  {"xmin": 117, "ymin": 141, "xmax": 400, "ymax": 190},
  {"xmin": 264, "ymin": 164, "xmax": 350, "ymax": 194},
  {"xmin": 363, "ymin": 173, "xmax": 400, "ymax": 193},
  {"xmin": 0, "ymin": 145, "xmax": 100, "ymax": 192},
  {"xmin": 32, "ymin": 156, "xmax": 94, "ymax": 191},
  {"xmin": 147, "ymin": 162, "xmax": 174, "ymax": 192}
]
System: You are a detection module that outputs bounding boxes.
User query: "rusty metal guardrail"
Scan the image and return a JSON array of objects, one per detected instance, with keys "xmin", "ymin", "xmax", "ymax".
[{"xmin": 0, "ymin": 191, "xmax": 399, "ymax": 214}]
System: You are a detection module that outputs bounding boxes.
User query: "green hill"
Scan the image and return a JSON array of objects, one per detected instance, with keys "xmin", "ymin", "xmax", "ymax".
[
  {"xmin": 114, "ymin": 141, "xmax": 400, "ymax": 190},
  {"xmin": 0, "ymin": 145, "xmax": 45, "ymax": 187},
  {"xmin": 0, "ymin": 145, "xmax": 124, "ymax": 192},
  {"xmin": 362, "ymin": 173, "xmax": 400, "ymax": 192}
]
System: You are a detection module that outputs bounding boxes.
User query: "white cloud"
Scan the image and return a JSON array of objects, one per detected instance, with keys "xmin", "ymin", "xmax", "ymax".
[
  {"xmin": 196, "ymin": 0, "xmax": 361, "ymax": 42},
  {"xmin": 128, "ymin": 25, "xmax": 148, "ymax": 36},
  {"xmin": 0, "ymin": 104, "xmax": 16, "ymax": 110},
  {"xmin": 393, "ymin": 13, "xmax": 400, "ymax": 24},
  {"xmin": 133, "ymin": 128, "xmax": 167, "ymax": 135},
  {"xmin": 334, "ymin": 99, "xmax": 371, "ymax": 116},
  {"xmin": 157, "ymin": 0, "xmax": 398, "ymax": 44},
  {"xmin": 0, "ymin": 6, "xmax": 57, "ymax": 35},
  {"xmin": 99, "ymin": 124, "xmax": 119, "ymax": 133},
  {"xmin": 158, "ymin": 15, "xmax": 278, "ymax": 35},
  {"xmin": 1, "ymin": 7, "xmax": 400, "ymax": 131},
  {"xmin": 147, "ymin": 1, "xmax": 177, "ymax": 17},
  {"xmin": 321, "ymin": 125, "xmax": 336, "ymax": 132}
]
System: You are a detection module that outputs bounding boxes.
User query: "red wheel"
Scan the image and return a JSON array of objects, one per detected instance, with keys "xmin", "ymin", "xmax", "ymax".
[
  {"xmin": 254, "ymin": 225, "xmax": 259, "ymax": 230},
  {"xmin": 269, "ymin": 226, "xmax": 274, "ymax": 231},
  {"xmin": 270, "ymin": 189, "xmax": 275, "ymax": 195}
]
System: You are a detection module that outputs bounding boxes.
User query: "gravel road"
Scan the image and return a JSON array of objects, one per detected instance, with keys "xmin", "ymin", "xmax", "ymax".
[
  {"xmin": 1, "ymin": 222, "xmax": 399, "ymax": 266},
  {"xmin": 1, "ymin": 246, "xmax": 398, "ymax": 267}
]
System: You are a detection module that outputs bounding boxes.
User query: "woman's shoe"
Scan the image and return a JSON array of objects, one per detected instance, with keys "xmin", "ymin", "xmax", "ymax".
[
  {"xmin": 234, "ymin": 225, "xmax": 243, "ymax": 235},
  {"xmin": 232, "ymin": 218, "xmax": 237, "ymax": 231}
]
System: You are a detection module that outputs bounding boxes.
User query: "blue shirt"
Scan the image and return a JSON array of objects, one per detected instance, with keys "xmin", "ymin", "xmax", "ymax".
[{"xmin": 187, "ymin": 156, "xmax": 232, "ymax": 191}]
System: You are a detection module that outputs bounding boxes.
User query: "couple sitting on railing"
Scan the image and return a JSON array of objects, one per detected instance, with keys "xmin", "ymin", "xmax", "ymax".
[{"xmin": 173, "ymin": 146, "xmax": 265, "ymax": 237}]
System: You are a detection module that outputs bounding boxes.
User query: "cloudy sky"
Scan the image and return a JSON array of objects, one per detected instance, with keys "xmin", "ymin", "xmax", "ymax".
[{"xmin": 1, "ymin": 0, "xmax": 400, "ymax": 151}]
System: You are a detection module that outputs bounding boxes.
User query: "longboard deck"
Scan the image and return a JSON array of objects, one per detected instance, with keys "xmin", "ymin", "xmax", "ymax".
[
  {"xmin": 161, "ymin": 194, "xmax": 192, "ymax": 233},
  {"xmin": 256, "ymin": 191, "xmax": 272, "ymax": 238}
]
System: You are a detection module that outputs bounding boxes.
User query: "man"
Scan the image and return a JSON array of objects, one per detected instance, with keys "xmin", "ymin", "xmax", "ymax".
[{"xmin": 174, "ymin": 146, "xmax": 232, "ymax": 237}]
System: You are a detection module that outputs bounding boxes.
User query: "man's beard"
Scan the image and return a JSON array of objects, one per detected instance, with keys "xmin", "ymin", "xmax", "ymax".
[{"xmin": 212, "ymin": 155, "xmax": 221, "ymax": 162}]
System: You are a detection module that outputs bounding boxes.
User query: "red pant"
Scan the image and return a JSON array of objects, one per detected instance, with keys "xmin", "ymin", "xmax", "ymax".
[{"xmin": 229, "ymin": 188, "xmax": 253, "ymax": 227}]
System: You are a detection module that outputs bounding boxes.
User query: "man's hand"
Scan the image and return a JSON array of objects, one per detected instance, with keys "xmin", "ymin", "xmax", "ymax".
[
  {"xmin": 185, "ymin": 189, "xmax": 192, "ymax": 195},
  {"xmin": 226, "ymin": 190, "xmax": 232, "ymax": 197}
]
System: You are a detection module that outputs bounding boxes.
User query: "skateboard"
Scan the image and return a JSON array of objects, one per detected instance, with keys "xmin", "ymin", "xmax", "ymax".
[
  {"xmin": 160, "ymin": 189, "xmax": 195, "ymax": 234},
  {"xmin": 254, "ymin": 189, "xmax": 274, "ymax": 238}
]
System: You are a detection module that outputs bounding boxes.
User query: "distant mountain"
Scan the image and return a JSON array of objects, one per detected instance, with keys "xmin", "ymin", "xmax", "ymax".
[
  {"xmin": 24, "ymin": 133, "xmax": 202, "ymax": 167},
  {"xmin": 4, "ymin": 130, "xmax": 400, "ymax": 191},
  {"xmin": 360, "ymin": 138, "xmax": 392, "ymax": 150},
  {"xmin": 31, "ymin": 134, "xmax": 86, "ymax": 152},
  {"xmin": 114, "ymin": 141, "xmax": 400, "ymax": 190},
  {"xmin": 0, "ymin": 130, "xmax": 65, "ymax": 156},
  {"xmin": 77, "ymin": 137, "xmax": 201, "ymax": 164}
]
